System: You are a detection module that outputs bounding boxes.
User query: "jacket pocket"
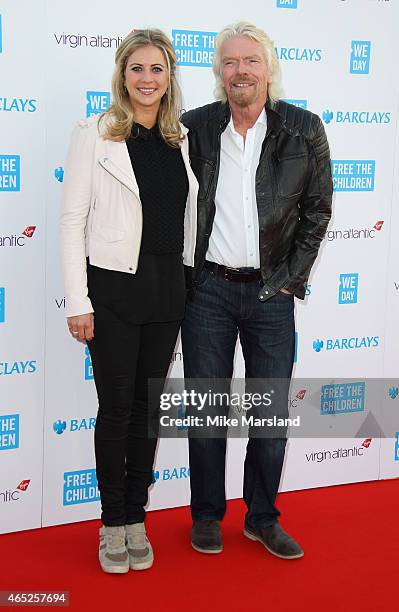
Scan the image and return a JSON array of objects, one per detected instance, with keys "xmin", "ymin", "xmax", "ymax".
[
  {"xmin": 275, "ymin": 154, "xmax": 308, "ymax": 199},
  {"xmin": 92, "ymin": 226, "xmax": 125, "ymax": 242}
]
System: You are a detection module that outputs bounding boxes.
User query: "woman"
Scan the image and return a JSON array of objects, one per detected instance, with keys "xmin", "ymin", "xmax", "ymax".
[{"xmin": 60, "ymin": 29, "xmax": 198, "ymax": 574}]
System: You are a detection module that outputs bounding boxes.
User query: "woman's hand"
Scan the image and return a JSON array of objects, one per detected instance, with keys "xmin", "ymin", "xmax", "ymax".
[{"xmin": 67, "ymin": 313, "xmax": 94, "ymax": 342}]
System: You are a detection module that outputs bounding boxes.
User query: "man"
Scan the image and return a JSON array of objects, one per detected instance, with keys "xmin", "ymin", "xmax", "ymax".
[{"xmin": 181, "ymin": 22, "xmax": 332, "ymax": 559}]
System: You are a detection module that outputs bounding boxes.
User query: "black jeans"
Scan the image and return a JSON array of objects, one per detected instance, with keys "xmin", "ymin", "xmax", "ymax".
[
  {"xmin": 87, "ymin": 318, "xmax": 181, "ymax": 527},
  {"xmin": 181, "ymin": 266, "xmax": 295, "ymax": 529}
]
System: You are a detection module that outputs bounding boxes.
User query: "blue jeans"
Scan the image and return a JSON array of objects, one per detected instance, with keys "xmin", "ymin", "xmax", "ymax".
[{"xmin": 181, "ymin": 266, "xmax": 295, "ymax": 528}]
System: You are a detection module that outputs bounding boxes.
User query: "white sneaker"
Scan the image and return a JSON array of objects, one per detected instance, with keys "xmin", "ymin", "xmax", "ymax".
[
  {"xmin": 125, "ymin": 523, "xmax": 154, "ymax": 570},
  {"xmin": 99, "ymin": 525, "xmax": 129, "ymax": 574}
]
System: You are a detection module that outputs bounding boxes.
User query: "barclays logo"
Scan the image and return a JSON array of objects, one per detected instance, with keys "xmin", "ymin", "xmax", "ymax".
[
  {"xmin": 172, "ymin": 30, "xmax": 216, "ymax": 67},
  {"xmin": 350, "ymin": 40, "xmax": 371, "ymax": 74},
  {"xmin": 323, "ymin": 110, "xmax": 333, "ymax": 124},
  {"xmin": 0, "ymin": 155, "xmax": 20, "ymax": 191},
  {"xmin": 53, "ymin": 420, "xmax": 66, "ymax": 435},
  {"xmin": 0, "ymin": 98, "xmax": 37, "ymax": 113},
  {"xmin": 0, "ymin": 361, "xmax": 37, "ymax": 375},
  {"xmin": 388, "ymin": 387, "xmax": 398, "ymax": 400},
  {"xmin": 54, "ymin": 167, "xmax": 64, "ymax": 182},
  {"xmin": 313, "ymin": 339, "xmax": 324, "ymax": 353},
  {"xmin": 338, "ymin": 273, "xmax": 358, "ymax": 304},
  {"xmin": 276, "ymin": 0, "xmax": 298, "ymax": 7},
  {"xmin": 152, "ymin": 466, "xmax": 190, "ymax": 483},
  {"xmin": 53, "ymin": 417, "xmax": 96, "ymax": 434},
  {"xmin": 275, "ymin": 47, "xmax": 321, "ymax": 62},
  {"xmin": 0, "ymin": 288, "xmax": 5, "ymax": 323},
  {"xmin": 0, "ymin": 414, "xmax": 19, "ymax": 450},
  {"xmin": 323, "ymin": 109, "xmax": 390, "ymax": 125},
  {"xmin": 86, "ymin": 91, "xmax": 110, "ymax": 117},
  {"xmin": 313, "ymin": 336, "xmax": 379, "ymax": 352}
]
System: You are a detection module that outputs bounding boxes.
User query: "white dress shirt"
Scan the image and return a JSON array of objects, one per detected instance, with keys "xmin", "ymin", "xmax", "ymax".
[{"xmin": 206, "ymin": 109, "xmax": 267, "ymax": 269}]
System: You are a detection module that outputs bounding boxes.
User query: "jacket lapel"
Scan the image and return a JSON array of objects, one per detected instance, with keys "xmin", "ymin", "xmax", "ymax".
[
  {"xmin": 98, "ymin": 126, "xmax": 198, "ymax": 205},
  {"xmin": 98, "ymin": 139, "xmax": 140, "ymax": 199}
]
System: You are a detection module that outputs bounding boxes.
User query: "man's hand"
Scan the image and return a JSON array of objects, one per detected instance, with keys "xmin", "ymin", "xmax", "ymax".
[
  {"xmin": 67, "ymin": 313, "xmax": 94, "ymax": 342},
  {"xmin": 279, "ymin": 288, "xmax": 292, "ymax": 295}
]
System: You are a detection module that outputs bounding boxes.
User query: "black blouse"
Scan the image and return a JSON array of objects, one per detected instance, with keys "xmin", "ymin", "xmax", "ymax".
[
  {"xmin": 126, "ymin": 122, "xmax": 188, "ymax": 254},
  {"xmin": 87, "ymin": 123, "xmax": 189, "ymax": 324}
]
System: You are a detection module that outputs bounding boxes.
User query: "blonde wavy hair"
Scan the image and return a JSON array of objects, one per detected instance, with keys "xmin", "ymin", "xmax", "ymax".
[
  {"xmin": 213, "ymin": 22, "xmax": 282, "ymax": 106},
  {"xmin": 100, "ymin": 29, "xmax": 183, "ymax": 146}
]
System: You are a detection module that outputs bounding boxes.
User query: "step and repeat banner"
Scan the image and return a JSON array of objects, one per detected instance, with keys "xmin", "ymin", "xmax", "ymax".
[{"xmin": 1, "ymin": 0, "xmax": 398, "ymax": 533}]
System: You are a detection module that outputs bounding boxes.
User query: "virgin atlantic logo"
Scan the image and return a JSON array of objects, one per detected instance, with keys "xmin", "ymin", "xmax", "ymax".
[{"xmin": 16, "ymin": 479, "xmax": 31, "ymax": 491}]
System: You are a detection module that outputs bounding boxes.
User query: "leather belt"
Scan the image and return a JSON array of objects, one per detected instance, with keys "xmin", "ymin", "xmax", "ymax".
[{"xmin": 204, "ymin": 260, "xmax": 262, "ymax": 283}]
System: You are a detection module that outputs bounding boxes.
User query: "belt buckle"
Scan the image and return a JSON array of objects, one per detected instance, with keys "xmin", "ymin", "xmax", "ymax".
[{"xmin": 224, "ymin": 267, "xmax": 240, "ymax": 281}]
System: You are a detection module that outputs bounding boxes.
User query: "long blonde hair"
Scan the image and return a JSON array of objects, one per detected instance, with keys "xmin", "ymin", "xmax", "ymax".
[{"xmin": 100, "ymin": 29, "xmax": 183, "ymax": 147}]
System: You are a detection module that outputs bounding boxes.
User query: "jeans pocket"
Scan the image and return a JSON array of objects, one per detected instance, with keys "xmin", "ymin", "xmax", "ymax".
[
  {"xmin": 195, "ymin": 266, "xmax": 211, "ymax": 289},
  {"xmin": 275, "ymin": 290, "xmax": 294, "ymax": 301}
]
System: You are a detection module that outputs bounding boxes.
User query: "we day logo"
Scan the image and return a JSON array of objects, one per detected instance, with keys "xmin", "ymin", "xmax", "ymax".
[
  {"xmin": 84, "ymin": 346, "xmax": 93, "ymax": 380},
  {"xmin": 339, "ymin": 273, "xmax": 358, "ymax": 304},
  {"xmin": 350, "ymin": 41, "xmax": 371, "ymax": 74},
  {"xmin": 276, "ymin": 0, "xmax": 298, "ymax": 7},
  {"xmin": 86, "ymin": 91, "xmax": 110, "ymax": 117}
]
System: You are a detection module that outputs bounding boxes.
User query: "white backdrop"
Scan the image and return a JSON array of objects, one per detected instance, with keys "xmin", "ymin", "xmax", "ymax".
[{"xmin": 1, "ymin": 0, "xmax": 398, "ymax": 533}]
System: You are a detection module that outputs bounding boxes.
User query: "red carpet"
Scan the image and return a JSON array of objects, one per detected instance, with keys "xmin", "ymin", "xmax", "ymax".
[{"xmin": 1, "ymin": 479, "xmax": 398, "ymax": 611}]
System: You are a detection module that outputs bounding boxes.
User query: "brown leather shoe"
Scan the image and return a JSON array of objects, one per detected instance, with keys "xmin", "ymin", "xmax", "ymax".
[
  {"xmin": 191, "ymin": 520, "xmax": 223, "ymax": 554},
  {"xmin": 244, "ymin": 522, "xmax": 304, "ymax": 559}
]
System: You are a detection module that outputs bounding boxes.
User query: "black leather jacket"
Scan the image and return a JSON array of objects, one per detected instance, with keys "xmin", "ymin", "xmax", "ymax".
[{"xmin": 181, "ymin": 100, "xmax": 333, "ymax": 301}]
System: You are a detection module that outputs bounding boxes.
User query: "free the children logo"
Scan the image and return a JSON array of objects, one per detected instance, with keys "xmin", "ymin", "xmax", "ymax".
[
  {"xmin": 0, "ymin": 414, "xmax": 20, "ymax": 450},
  {"xmin": 0, "ymin": 155, "xmax": 20, "ymax": 191},
  {"xmin": 172, "ymin": 30, "xmax": 216, "ymax": 67},
  {"xmin": 332, "ymin": 160, "xmax": 375, "ymax": 192}
]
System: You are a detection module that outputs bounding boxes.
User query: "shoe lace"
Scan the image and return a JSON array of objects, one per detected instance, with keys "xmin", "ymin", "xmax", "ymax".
[
  {"xmin": 127, "ymin": 532, "xmax": 146, "ymax": 548},
  {"xmin": 105, "ymin": 533, "xmax": 125, "ymax": 550}
]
